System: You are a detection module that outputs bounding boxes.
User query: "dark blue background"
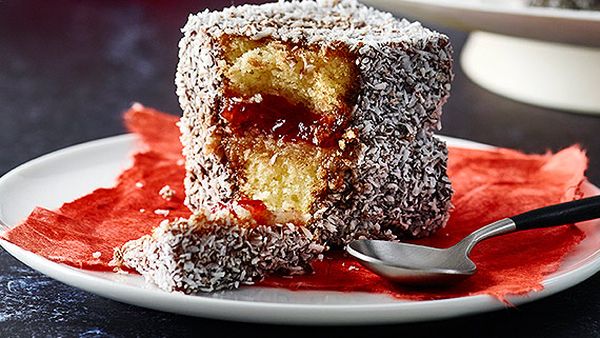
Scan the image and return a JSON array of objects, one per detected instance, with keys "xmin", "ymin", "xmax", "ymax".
[{"xmin": 2, "ymin": 1, "xmax": 600, "ymax": 337}]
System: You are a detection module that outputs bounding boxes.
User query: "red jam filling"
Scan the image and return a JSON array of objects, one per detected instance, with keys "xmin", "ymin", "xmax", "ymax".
[
  {"xmin": 235, "ymin": 198, "xmax": 271, "ymax": 225},
  {"xmin": 221, "ymin": 93, "xmax": 344, "ymax": 148}
]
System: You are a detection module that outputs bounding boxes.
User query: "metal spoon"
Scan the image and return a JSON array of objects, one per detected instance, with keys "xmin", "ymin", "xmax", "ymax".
[{"xmin": 347, "ymin": 195, "xmax": 600, "ymax": 285}]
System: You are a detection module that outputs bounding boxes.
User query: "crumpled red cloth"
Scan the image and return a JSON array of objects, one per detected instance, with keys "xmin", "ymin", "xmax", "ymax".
[
  {"xmin": 1, "ymin": 105, "xmax": 589, "ymax": 301},
  {"xmin": 1, "ymin": 107, "xmax": 190, "ymax": 270}
]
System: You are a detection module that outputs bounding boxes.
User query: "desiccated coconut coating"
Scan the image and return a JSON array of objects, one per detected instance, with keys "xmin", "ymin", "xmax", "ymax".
[
  {"xmin": 313, "ymin": 131, "xmax": 453, "ymax": 246},
  {"xmin": 115, "ymin": 208, "xmax": 324, "ymax": 293},
  {"xmin": 176, "ymin": 0, "xmax": 454, "ymax": 245}
]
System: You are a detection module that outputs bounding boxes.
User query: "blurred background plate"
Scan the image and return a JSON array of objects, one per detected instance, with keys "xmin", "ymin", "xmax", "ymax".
[
  {"xmin": 361, "ymin": 0, "xmax": 600, "ymax": 46},
  {"xmin": 362, "ymin": 0, "xmax": 600, "ymax": 114}
]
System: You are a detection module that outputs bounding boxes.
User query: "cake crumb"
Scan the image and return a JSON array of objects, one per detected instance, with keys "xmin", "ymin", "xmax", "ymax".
[
  {"xmin": 92, "ymin": 251, "xmax": 102, "ymax": 259},
  {"xmin": 348, "ymin": 265, "xmax": 359, "ymax": 271},
  {"xmin": 176, "ymin": 159, "xmax": 185, "ymax": 166},
  {"xmin": 269, "ymin": 153, "xmax": 278, "ymax": 165},
  {"xmin": 159, "ymin": 185, "xmax": 176, "ymax": 201},
  {"xmin": 131, "ymin": 102, "xmax": 144, "ymax": 111},
  {"xmin": 249, "ymin": 93, "xmax": 263, "ymax": 103},
  {"xmin": 135, "ymin": 181, "xmax": 144, "ymax": 188},
  {"xmin": 108, "ymin": 247, "xmax": 123, "ymax": 267},
  {"xmin": 154, "ymin": 209, "xmax": 170, "ymax": 217},
  {"xmin": 139, "ymin": 208, "xmax": 146, "ymax": 213}
]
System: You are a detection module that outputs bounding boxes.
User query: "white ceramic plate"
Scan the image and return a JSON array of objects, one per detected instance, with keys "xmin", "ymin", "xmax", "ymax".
[
  {"xmin": 362, "ymin": 0, "xmax": 600, "ymax": 47},
  {"xmin": 1, "ymin": 134, "xmax": 599, "ymax": 325}
]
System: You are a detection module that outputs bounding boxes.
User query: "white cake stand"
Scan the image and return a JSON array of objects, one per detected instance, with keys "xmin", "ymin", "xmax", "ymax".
[
  {"xmin": 461, "ymin": 32, "xmax": 600, "ymax": 114},
  {"xmin": 361, "ymin": 0, "xmax": 600, "ymax": 114}
]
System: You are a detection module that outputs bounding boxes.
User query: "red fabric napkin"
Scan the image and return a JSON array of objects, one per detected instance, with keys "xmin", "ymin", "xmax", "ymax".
[
  {"xmin": 1, "ymin": 105, "xmax": 589, "ymax": 301},
  {"xmin": 1, "ymin": 107, "xmax": 191, "ymax": 270}
]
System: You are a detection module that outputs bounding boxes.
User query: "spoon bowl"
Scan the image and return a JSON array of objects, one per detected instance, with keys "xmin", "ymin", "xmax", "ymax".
[
  {"xmin": 347, "ymin": 239, "xmax": 476, "ymax": 285},
  {"xmin": 347, "ymin": 196, "xmax": 600, "ymax": 285}
]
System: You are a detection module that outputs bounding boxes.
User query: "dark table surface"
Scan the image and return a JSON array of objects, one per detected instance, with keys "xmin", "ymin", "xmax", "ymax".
[{"xmin": 2, "ymin": 1, "xmax": 600, "ymax": 337}]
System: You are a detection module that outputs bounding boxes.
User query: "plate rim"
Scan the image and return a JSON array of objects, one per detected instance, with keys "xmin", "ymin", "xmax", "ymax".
[
  {"xmin": 1, "ymin": 133, "xmax": 599, "ymax": 324},
  {"xmin": 369, "ymin": 0, "xmax": 600, "ymax": 21}
]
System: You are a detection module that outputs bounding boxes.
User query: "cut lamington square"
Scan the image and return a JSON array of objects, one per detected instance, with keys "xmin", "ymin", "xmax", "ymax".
[
  {"xmin": 116, "ymin": 206, "xmax": 323, "ymax": 292},
  {"xmin": 118, "ymin": 0, "xmax": 454, "ymax": 293}
]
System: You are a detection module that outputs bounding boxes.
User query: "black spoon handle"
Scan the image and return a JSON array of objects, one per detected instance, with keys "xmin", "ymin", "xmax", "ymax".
[{"xmin": 511, "ymin": 195, "xmax": 600, "ymax": 231}]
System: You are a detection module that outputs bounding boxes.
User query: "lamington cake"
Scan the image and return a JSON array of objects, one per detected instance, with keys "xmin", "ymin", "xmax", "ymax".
[{"xmin": 117, "ymin": 0, "xmax": 454, "ymax": 293}]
